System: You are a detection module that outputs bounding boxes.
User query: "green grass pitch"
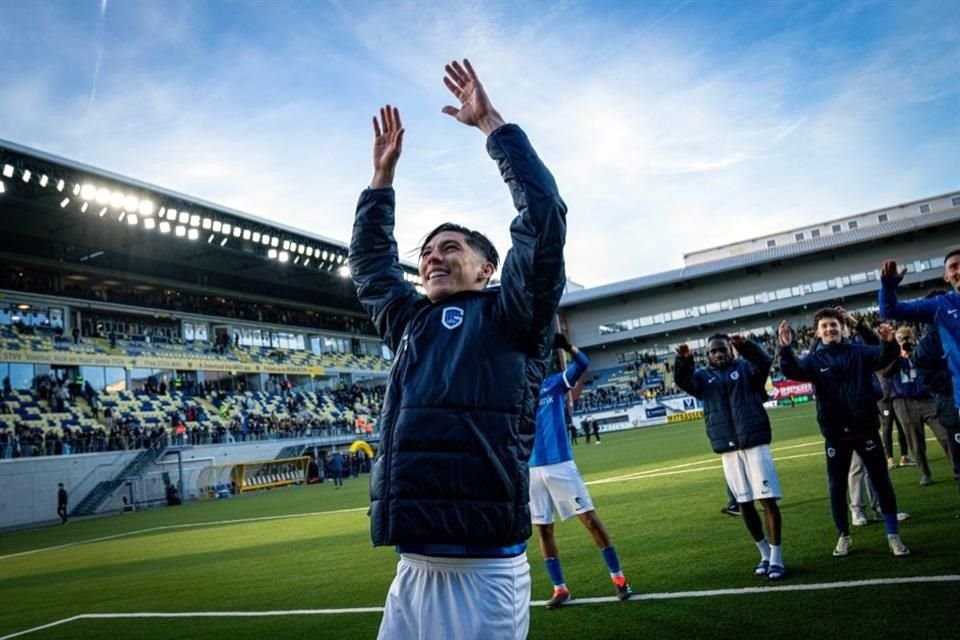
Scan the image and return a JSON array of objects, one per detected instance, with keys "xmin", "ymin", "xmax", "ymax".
[{"xmin": 2, "ymin": 404, "xmax": 958, "ymax": 639}]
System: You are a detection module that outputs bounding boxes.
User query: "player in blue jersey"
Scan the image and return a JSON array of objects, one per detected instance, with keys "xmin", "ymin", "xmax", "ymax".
[
  {"xmin": 530, "ymin": 334, "xmax": 632, "ymax": 608},
  {"xmin": 879, "ymin": 251, "xmax": 960, "ymax": 415}
]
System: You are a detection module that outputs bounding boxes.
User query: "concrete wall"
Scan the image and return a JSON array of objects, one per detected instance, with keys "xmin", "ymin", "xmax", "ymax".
[{"xmin": 0, "ymin": 437, "xmax": 344, "ymax": 531}]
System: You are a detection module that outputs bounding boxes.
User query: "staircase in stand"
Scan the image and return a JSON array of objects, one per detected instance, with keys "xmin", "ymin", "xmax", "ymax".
[{"xmin": 71, "ymin": 434, "xmax": 170, "ymax": 516}]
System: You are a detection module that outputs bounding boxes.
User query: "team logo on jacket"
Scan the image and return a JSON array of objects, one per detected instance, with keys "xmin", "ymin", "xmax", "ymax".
[
  {"xmin": 730, "ymin": 371, "xmax": 740, "ymax": 381},
  {"xmin": 954, "ymin": 433, "xmax": 960, "ymax": 445},
  {"xmin": 441, "ymin": 306, "xmax": 464, "ymax": 330},
  {"xmin": 827, "ymin": 447, "xmax": 836, "ymax": 458}
]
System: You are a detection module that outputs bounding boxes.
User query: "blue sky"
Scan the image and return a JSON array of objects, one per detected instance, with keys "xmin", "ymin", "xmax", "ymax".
[{"xmin": 1, "ymin": 0, "xmax": 957, "ymax": 287}]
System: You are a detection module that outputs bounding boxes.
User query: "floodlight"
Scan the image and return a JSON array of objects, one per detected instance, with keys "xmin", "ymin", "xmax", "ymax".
[
  {"xmin": 81, "ymin": 184, "xmax": 96, "ymax": 200},
  {"xmin": 175, "ymin": 225, "xmax": 186, "ymax": 237},
  {"xmin": 139, "ymin": 200, "xmax": 155, "ymax": 216},
  {"xmin": 261, "ymin": 234, "xmax": 270, "ymax": 246},
  {"xmin": 144, "ymin": 218, "xmax": 156, "ymax": 230},
  {"xmin": 56, "ymin": 179, "xmax": 65, "ymax": 191},
  {"xmin": 232, "ymin": 227, "xmax": 241, "ymax": 238},
  {"xmin": 178, "ymin": 211, "xmax": 189, "ymax": 224},
  {"xmin": 282, "ymin": 240, "xmax": 290, "ymax": 250},
  {"xmin": 166, "ymin": 208, "xmax": 177, "ymax": 220},
  {"xmin": 60, "ymin": 197, "xmax": 70, "ymax": 208},
  {"xmin": 98, "ymin": 207, "xmax": 107, "ymax": 217},
  {"xmin": 322, "ymin": 251, "xmax": 328, "ymax": 261},
  {"xmin": 0, "ymin": 181, "xmax": 4, "ymax": 194},
  {"xmin": 124, "ymin": 195, "xmax": 139, "ymax": 211},
  {"xmin": 159, "ymin": 206, "xmax": 166, "ymax": 217},
  {"xmin": 268, "ymin": 249, "xmax": 278, "ymax": 259},
  {"xmin": 202, "ymin": 218, "xmax": 212, "ymax": 230},
  {"xmin": 96, "ymin": 188, "xmax": 111, "ymax": 205},
  {"xmin": 187, "ymin": 228, "xmax": 199, "ymax": 240},
  {"xmin": 252, "ymin": 232, "xmax": 261, "ymax": 243},
  {"xmin": 2, "ymin": 164, "xmax": 13, "ymax": 177},
  {"xmin": 207, "ymin": 234, "xmax": 215, "ymax": 243},
  {"xmin": 222, "ymin": 223, "xmax": 232, "ymax": 235},
  {"xmin": 242, "ymin": 229, "xmax": 251, "ymax": 240},
  {"xmin": 159, "ymin": 221, "xmax": 171, "ymax": 233},
  {"xmin": 212, "ymin": 221, "xmax": 222, "ymax": 232},
  {"xmin": 338, "ymin": 265, "xmax": 351, "ymax": 278},
  {"xmin": 72, "ymin": 183, "xmax": 81, "ymax": 196},
  {"xmin": 39, "ymin": 174, "xmax": 48, "ymax": 187},
  {"xmin": 190, "ymin": 214, "xmax": 200, "ymax": 227},
  {"xmin": 127, "ymin": 214, "xmax": 138, "ymax": 226},
  {"xmin": 303, "ymin": 258, "xmax": 310, "ymax": 267},
  {"xmin": 307, "ymin": 247, "xmax": 314, "ymax": 257},
  {"xmin": 118, "ymin": 211, "xmax": 126, "ymax": 222},
  {"xmin": 270, "ymin": 237, "xmax": 278, "ymax": 248},
  {"xmin": 21, "ymin": 169, "xmax": 31, "ymax": 182},
  {"xmin": 110, "ymin": 192, "xmax": 124, "ymax": 208},
  {"xmin": 220, "ymin": 237, "xmax": 228, "ymax": 247},
  {"xmin": 278, "ymin": 251, "xmax": 289, "ymax": 263}
]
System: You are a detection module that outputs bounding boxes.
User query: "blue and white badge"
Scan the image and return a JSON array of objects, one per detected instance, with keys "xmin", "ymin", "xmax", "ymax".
[
  {"xmin": 730, "ymin": 371, "xmax": 740, "ymax": 381},
  {"xmin": 441, "ymin": 306, "xmax": 464, "ymax": 330}
]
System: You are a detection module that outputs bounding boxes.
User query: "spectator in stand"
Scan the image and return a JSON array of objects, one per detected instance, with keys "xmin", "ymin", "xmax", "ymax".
[
  {"xmin": 329, "ymin": 451, "xmax": 344, "ymax": 489},
  {"xmin": 57, "ymin": 483, "xmax": 68, "ymax": 524}
]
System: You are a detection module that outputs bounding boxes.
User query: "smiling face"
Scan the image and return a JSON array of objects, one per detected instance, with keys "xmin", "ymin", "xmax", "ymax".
[
  {"xmin": 943, "ymin": 253, "xmax": 960, "ymax": 293},
  {"xmin": 817, "ymin": 317, "xmax": 843, "ymax": 344},
  {"xmin": 418, "ymin": 231, "xmax": 494, "ymax": 303}
]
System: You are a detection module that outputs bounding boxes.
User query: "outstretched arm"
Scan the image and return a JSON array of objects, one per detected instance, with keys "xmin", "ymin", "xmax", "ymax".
[
  {"xmin": 673, "ymin": 344, "xmax": 702, "ymax": 398},
  {"xmin": 731, "ymin": 335, "xmax": 772, "ymax": 390},
  {"xmin": 349, "ymin": 106, "xmax": 421, "ymax": 350},
  {"xmin": 878, "ymin": 259, "xmax": 939, "ymax": 322},
  {"xmin": 555, "ymin": 337, "xmax": 590, "ymax": 389},
  {"xmin": 443, "ymin": 59, "xmax": 567, "ymax": 354},
  {"xmin": 777, "ymin": 321, "xmax": 813, "ymax": 381}
]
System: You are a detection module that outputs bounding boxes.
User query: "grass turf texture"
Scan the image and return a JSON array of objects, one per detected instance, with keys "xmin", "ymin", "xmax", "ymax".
[{"xmin": 2, "ymin": 404, "xmax": 958, "ymax": 639}]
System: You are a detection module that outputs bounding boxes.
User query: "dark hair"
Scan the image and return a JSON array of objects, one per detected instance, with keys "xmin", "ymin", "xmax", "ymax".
[
  {"xmin": 813, "ymin": 307, "xmax": 842, "ymax": 324},
  {"xmin": 707, "ymin": 333, "xmax": 730, "ymax": 343},
  {"xmin": 420, "ymin": 223, "xmax": 499, "ymax": 271},
  {"xmin": 945, "ymin": 249, "xmax": 960, "ymax": 264}
]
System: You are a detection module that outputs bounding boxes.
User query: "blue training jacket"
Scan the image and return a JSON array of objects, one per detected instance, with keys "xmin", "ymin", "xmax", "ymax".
[
  {"xmin": 531, "ymin": 350, "xmax": 589, "ymax": 467},
  {"xmin": 879, "ymin": 280, "xmax": 960, "ymax": 408}
]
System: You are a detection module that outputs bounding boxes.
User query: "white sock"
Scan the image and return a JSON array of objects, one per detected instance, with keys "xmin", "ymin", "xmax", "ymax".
[
  {"xmin": 770, "ymin": 544, "xmax": 783, "ymax": 567},
  {"xmin": 755, "ymin": 539, "xmax": 771, "ymax": 561}
]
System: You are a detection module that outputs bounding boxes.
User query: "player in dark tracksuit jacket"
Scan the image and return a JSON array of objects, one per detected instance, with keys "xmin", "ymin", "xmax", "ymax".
[
  {"xmin": 675, "ymin": 334, "xmax": 785, "ymax": 580},
  {"xmin": 777, "ymin": 308, "xmax": 910, "ymax": 557}
]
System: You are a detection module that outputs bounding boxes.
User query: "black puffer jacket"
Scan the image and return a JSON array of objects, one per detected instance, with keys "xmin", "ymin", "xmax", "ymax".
[
  {"xmin": 349, "ymin": 124, "xmax": 567, "ymax": 548},
  {"xmin": 779, "ymin": 339, "xmax": 899, "ymax": 439},
  {"xmin": 674, "ymin": 340, "xmax": 773, "ymax": 453}
]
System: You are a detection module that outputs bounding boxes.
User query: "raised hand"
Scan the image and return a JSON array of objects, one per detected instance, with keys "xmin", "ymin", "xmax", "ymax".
[
  {"xmin": 876, "ymin": 323, "xmax": 895, "ymax": 342},
  {"xmin": 730, "ymin": 335, "xmax": 747, "ymax": 353},
  {"xmin": 676, "ymin": 344, "xmax": 691, "ymax": 358},
  {"xmin": 441, "ymin": 59, "xmax": 505, "ymax": 135},
  {"xmin": 778, "ymin": 321, "xmax": 793, "ymax": 347},
  {"xmin": 371, "ymin": 105, "xmax": 404, "ymax": 189},
  {"xmin": 881, "ymin": 259, "xmax": 907, "ymax": 284}
]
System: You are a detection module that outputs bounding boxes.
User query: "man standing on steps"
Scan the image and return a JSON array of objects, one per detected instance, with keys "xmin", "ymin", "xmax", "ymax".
[
  {"xmin": 57, "ymin": 483, "xmax": 68, "ymax": 524},
  {"xmin": 350, "ymin": 58, "xmax": 567, "ymax": 640}
]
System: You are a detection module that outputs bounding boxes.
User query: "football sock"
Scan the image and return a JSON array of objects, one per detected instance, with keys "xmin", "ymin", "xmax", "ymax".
[
  {"xmin": 882, "ymin": 512, "xmax": 899, "ymax": 535},
  {"xmin": 600, "ymin": 546, "xmax": 622, "ymax": 578},
  {"xmin": 755, "ymin": 539, "xmax": 771, "ymax": 562},
  {"xmin": 769, "ymin": 544, "xmax": 782, "ymax": 567},
  {"xmin": 545, "ymin": 557, "xmax": 566, "ymax": 588}
]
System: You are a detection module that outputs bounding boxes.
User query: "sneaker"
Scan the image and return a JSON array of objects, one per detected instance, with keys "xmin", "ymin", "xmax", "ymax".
[
  {"xmin": 919, "ymin": 475, "xmax": 932, "ymax": 486},
  {"xmin": 888, "ymin": 534, "xmax": 911, "ymax": 557},
  {"xmin": 545, "ymin": 588, "xmax": 571, "ymax": 609},
  {"xmin": 887, "ymin": 456, "xmax": 896, "ymax": 469},
  {"xmin": 833, "ymin": 535, "xmax": 852, "ymax": 557},
  {"xmin": 754, "ymin": 560, "xmax": 769, "ymax": 576},
  {"xmin": 900, "ymin": 456, "xmax": 917, "ymax": 467},
  {"xmin": 767, "ymin": 564, "xmax": 787, "ymax": 581},
  {"xmin": 612, "ymin": 576, "xmax": 632, "ymax": 601},
  {"xmin": 897, "ymin": 511, "xmax": 911, "ymax": 522},
  {"xmin": 721, "ymin": 503, "xmax": 741, "ymax": 517},
  {"xmin": 851, "ymin": 510, "xmax": 868, "ymax": 527}
]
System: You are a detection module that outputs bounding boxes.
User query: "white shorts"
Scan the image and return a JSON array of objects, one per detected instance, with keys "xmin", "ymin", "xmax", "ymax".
[
  {"xmin": 377, "ymin": 553, "xmax": 530, "ymax": 640},
  {"xmin": 529, "ymin": 460, "xmax": 595, "ymax": 525},
  {"xmin": 721, "ymin": 444, "xmax": 782, "ymax": 503}
]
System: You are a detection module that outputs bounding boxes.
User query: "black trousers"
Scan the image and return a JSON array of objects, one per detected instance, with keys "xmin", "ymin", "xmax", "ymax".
[{"xmin": 824, "ymin": 434, "xmax": 897, "ymax": 535}]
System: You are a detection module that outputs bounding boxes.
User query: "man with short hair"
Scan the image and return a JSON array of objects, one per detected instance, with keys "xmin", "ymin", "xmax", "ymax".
[
  {"xmin": 530, "ymin": 334, "xmax": 632, "ymax": 608},
  {"xmin": 676, "ymin": 334, "xmax": 785, "ymax": 580},
  {"xmin": 778, "ymin": 309, "xmax": 909, "ymax": 558},
  {"xmin": 350, "ymin": 59, "xmax": 566, "ymax": 640}
]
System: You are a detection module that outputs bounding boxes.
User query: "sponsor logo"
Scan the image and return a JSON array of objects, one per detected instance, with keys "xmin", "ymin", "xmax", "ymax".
[
  {"xmin": 441, "ymin": 306, "xmax": 464, "ymax": 330},
  {"xmin": 574, "ymin": 496, "xmax": 585, "ymax": 508},
  {"xmin": 954, "ymin": 433, "xmax": 960, "ymax": 445},
  {"xmin": 728, "ymin": 441, "xmax": 736, "ymax": 448},
  {"xmin": 865, "ymin": 440, "xmax": 876, "ymax": 451},
  {"xmin": 948, "ymin": 309, "xmax": 958, "ymax": 318},
  {"xmin": 730, "ymin": 371, "xmax": 740, "ymax": 381},
  {"xmin": 819, "ymin": 367, "xmax": 831, "ymax": 373},
  {"xmin": 707, "ymin": 377, "xmax": 716, "ymax": 384},
  {"xmin": 683, "ymin": 398, "xmax": 695, "ymax": 410},
  {"xmin": 827, "ymin": 447, "xmax": 836, "ymax": 458}
]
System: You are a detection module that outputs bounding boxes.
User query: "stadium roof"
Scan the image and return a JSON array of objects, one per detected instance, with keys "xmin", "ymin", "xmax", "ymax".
[
  {"xmin": 560, "ymin": 203, "xmax": 960, "ymax": 308},
  {"xmin": 0, "ymin": 138, "xmax": 423, "ymax": 313}
]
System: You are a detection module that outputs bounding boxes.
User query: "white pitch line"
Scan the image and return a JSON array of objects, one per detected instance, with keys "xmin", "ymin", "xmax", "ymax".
[
  {"xmin": 3, "ymin": 575, "xmax": 957, "ymax": 639},
  {"xmin": 588, "ymin": 450, "xmax": 824, "ymax": 485},
  {"xmin": 0, "ymin": 507, "xmax": 368, "ymax": 562}
]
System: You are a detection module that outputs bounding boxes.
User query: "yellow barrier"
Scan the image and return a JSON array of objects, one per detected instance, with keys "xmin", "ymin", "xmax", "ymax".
[
  {"xmin": 667, "ymin": 409, "xmax": 704, "ymax": 424},
  {"xmin": 349, "ymin": 440, "xmax": 375, "ymax": 457}
]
